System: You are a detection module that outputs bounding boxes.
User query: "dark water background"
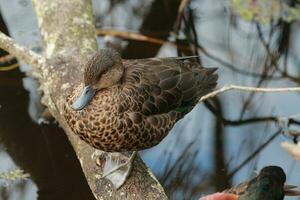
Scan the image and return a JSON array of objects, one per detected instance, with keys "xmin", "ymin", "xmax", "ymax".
[{"xmin": 0, "ymin": 0, "xmax": 300, "ymax": 200}]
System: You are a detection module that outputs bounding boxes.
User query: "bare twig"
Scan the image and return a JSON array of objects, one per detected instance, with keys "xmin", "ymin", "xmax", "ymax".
[
  {"xmin": 228, "ymin": 129, "xmax": 282, "ymax": 178},
  {"xmin": 199, "ymin": 84, "xmax": 300, "ymax": 102},
  {"xmin": 97, "ymin": 28, "xmax": 200, "ymax": 54},
  {"xmin": 97, "ymin": 29, "xmax": 165, "ymax": 45},
  {"xmin": 0, "ymin": 63, "xmax": 19, "ymax": 71}
]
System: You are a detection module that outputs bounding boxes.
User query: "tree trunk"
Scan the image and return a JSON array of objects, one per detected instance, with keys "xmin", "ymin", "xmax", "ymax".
[{"xmin": 0, "ymin": 0, "xmax": 168, "ymax": 199}]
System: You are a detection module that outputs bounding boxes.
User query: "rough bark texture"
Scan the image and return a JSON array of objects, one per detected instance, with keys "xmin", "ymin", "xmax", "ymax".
[{"xmin": 1, "ymin": 0, "xmax": 168, "ymax": 199}]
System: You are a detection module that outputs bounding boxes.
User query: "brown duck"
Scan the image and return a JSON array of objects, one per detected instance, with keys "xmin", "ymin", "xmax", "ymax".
[{"xmin": 64, "ymin": 48, "xmax": 217, "ymax": 152}]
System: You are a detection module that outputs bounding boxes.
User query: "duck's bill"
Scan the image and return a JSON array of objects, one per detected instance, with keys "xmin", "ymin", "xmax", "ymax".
[
  {"xmin": 284, "ymin": 184, "xmax": 300, "ymax": 196},
  {"xmin": 71, "ymin": 85, "xmax": 95, "ymax": 110}
]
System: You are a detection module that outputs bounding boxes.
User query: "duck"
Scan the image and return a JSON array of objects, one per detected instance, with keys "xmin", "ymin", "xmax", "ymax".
[
  {"xmin": 63, "ymin": 48, "xmax": 218, "ymax": 188},
  {"xmin": 200, "ymin": 166, "xmax": 300, "ymax": 200}
]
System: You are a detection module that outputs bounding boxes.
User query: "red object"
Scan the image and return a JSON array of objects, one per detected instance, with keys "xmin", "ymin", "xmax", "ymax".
[{"xmin": 200, "ymin": 192, "xmax": 239, "ymax": 200}]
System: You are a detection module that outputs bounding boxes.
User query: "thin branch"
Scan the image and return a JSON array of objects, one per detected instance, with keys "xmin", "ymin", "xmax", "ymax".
[
  {"xmin": 0, "ymin": 31, "xmax": 44, "ymax": 74},
  {"xmin": 97, "ymin": 28, "xmax": 200, "ymax": 54},
  {"xmin": 228, "ymin": 129, "xmax": 282, "ymax": 178},
  {"xmin": 0, "ymin": 63, "xmax": 19, "ymax": 71},
  {"xmin": 205, "ymin": 101, "xmax": 300, "ymax": 128},
  {"xmin": 199, "ymin": 84, "xmax": 300, "ymax": 102},
  {"xmin": 97, "ymin": 29, "xmax": 165, "ymax": 45}
]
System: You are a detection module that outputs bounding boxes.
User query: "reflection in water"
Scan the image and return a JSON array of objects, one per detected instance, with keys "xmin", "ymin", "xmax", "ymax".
[{"xmin": 0, "ymin": 69, "xmax": 94, "ymax": 200}]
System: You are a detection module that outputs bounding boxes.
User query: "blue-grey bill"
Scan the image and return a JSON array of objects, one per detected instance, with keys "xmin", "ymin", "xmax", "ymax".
[{"xmin": 71, "ymin": 85, "xmax": 96, "ymax": 110}]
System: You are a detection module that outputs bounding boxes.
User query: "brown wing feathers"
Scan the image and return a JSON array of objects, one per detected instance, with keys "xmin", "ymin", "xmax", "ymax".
[{"xmin": 124, "ymin": 57, "xmax": 217, "ymax": 116}]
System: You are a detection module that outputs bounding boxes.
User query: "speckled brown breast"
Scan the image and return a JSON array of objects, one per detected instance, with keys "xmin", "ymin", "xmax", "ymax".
[
  {"xmin": 64, "ymin": 85, "xmax": 179, "ymax": 151},
  {"xmin": 63, "ymin": 57, "xmax": 217, "ymax": 152}
]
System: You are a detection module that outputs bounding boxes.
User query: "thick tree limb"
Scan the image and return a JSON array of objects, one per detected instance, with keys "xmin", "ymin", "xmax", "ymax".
[{"xmin": 0, "ymin": 0, "xmax": 168, "ymax": 199}]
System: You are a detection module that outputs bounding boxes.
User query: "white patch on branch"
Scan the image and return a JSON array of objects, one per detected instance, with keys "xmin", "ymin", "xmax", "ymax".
[
  {"xmin": 199, "ymin": 84, "xmax": 300, "ymax": 102},
  {"xmin": 46, "ymin": 43, "xmax": 55, "ymax": 58}
]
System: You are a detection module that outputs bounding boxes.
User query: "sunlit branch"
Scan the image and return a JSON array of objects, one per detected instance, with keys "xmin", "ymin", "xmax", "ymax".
[
  {"xmin": 97, "ymin": 29, "xmax": 165, "ymax": 45},
  {"xmin": 0, "ymin": 51, "xmax": 19, "ymax": 72},
  {"xmin": 0, "ymin": 63, "xmax": 19, "ymax": 71},
  {"xmin": 0, "ymin": 31, "xmax": 44, "ymax": 74}
]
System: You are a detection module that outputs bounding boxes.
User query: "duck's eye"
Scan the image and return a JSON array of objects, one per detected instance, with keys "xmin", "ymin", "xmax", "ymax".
[
  {"xmin": 96, "ymin": 73, "xmax": 101, "ymax": 80},
  {"xmin": 97, "ymin": 68, "xmax": 109, "ymax": 80}
]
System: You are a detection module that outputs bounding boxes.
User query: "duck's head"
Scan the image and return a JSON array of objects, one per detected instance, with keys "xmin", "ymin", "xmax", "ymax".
[
  {"xmin": 259, "ymin": 166, "xmax": 286, "ymax": 185},
  {"xmin": 72, "ymin": 49, "xmax": 124, "ymax": 110}
]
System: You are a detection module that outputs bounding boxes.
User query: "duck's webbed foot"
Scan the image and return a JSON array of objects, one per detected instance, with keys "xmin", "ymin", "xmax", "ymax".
[{"xmin": 97, "ymin": 151, "xmax": 137, "ymax": 189}]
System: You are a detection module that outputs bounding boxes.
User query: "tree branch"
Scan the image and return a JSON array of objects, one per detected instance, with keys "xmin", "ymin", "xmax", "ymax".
[
  {"xmin": 0, "ymin": 32, "xmax": 44, "ymax": 75},
  {"xmin": 199, "ymin": 84, "xmax": 300, "ymax": 102},
  {"xmin": 174, "ymin": 0, "xmax": 191, "ymax": 33}
]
